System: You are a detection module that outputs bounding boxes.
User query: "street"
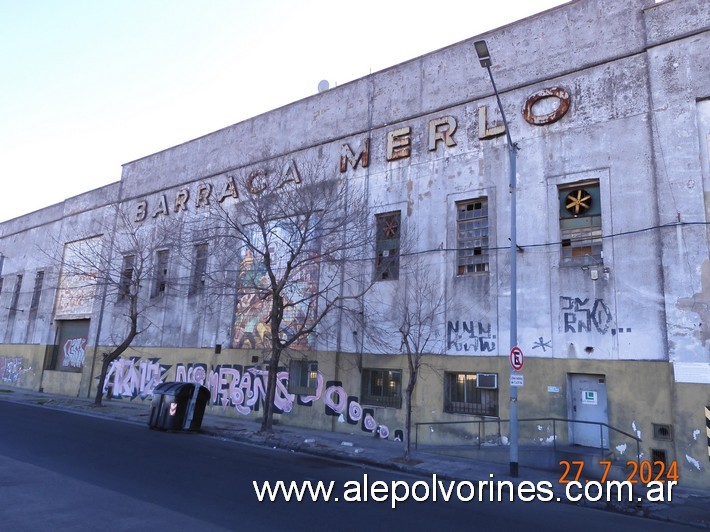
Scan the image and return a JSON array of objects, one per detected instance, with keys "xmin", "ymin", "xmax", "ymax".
[{"xmin": 0, "ymin": 401, "xmax": 696, "ymax": 531}]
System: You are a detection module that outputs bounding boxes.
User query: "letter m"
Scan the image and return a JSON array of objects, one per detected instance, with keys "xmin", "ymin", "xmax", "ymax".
[{"xmin": 340, "ymin": 139, "xmax": 369, "ymax": 172}]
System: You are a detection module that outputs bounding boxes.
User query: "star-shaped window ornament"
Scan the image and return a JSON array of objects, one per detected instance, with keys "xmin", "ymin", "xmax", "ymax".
[
  {"xmin": 565, "ymin": 189, "xmax": 592, "ymax": 216},
  {"xmin": 382, "ymin": 218, "xmax": 399, "ymax": 238}
]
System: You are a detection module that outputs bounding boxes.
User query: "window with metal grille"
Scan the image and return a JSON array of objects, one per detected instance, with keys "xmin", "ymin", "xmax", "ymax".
[
  {"xmin": 119, "ymin": 255, "xmax": 135, "ymax": 300},
  {"xmin": 30, "ymin": 271, "xmax": 44, "ymax": 309},
  {"xmin": 559, "ymin": 182, "xmax": 602, "ymax": 262},
  {"xmin": 361, "ymin": 368, "xmax": 402, "ymax": 408},
  {"xmin": 190, "ymin": 243, "xmax": 208, "ymax": 295},
  {"xmin": 375, "ymin": 212, "xmax": 400, "ymax": 281},
  {"xmin": 152, "ymin": 249, "xmax": 169, "ymax": 298},
  {"xmin": 287, "ymin": 360, "xmax": 318, "ymax": 395},
  {"xmin": 457, "ymin": 199, "xmax": 489, "ymax": 274},
  {"xmin": 444, "ymin": 372, "xmax": 498, "ymax": 416}
]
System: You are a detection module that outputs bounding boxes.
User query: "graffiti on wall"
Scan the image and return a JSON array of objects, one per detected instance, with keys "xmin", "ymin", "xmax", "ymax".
[
  {"xmin": 0, "ymin": 356, "xmax": 31, "ymax": 385},
  {"xmin": 103, "ymin": 357, "xmax": 401, "ymax": 440},
  {"xmin": 560, "ymin": 296, "xmax": 631, "ymax": 335},
  {"xmin": 446, "ymin": 320, "xmax": 496, "ymax": 353},
  {"xmin": 104, "ymin": 357, "xmax": 172, "ymax": 399},
  {"xmin": 62, "ymin": 337, "xmax": 87, "ymax": 368}
]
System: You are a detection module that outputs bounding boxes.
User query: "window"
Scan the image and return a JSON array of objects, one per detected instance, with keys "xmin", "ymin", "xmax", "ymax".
[
  {"xmin": 152, "ymin": 249, "xmax": 169, "ymax": 298},
  {"xmin": 10, "ymin": 274, "xmax": 22, "ymax": 311},
  {"xmin": 559, "ymin": 183, "xmax": 602, "ymax": 262},
  {"xmin": 361, "ymin": 368, "xmax": 402, "ymax": 408},
  {"xmin": 119, "ymin": 255, "xmax": 135, "ymax": 300},
  {"xmin": 375, "ymin": 212, "xmax": 400, "ymax": 281},
  {"xmin": 457, "ymin": 199, "xmax": 489, "ymax": 274},
  {"xmin": 288, "ymin": 359, "xmax": 318, "ymax": 395},
  {"xmin": 444, "ymin": 372, "xmax": 498, "ymax": 416},
  {"xmin": 190, "ymin": 243, "xmax": 208, "ymax": 295},
  {"xmin": 30, "ymin": 271, "xmax": 44, "ymax": 310}
]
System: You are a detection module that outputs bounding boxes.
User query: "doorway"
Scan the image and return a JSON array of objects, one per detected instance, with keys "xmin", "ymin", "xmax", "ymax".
[{"xmin": 568, "ymin": 373, "xmax": 609, "ymax": 448}]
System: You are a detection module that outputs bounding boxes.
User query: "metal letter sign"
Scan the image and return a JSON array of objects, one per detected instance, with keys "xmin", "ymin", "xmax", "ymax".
[{"xmin": 510, "ymin": 346, "xmax": 524, "ymax": 371}]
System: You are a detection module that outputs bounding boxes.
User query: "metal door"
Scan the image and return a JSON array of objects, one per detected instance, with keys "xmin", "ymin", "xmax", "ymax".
[{"xmin": 569, "ymin": 373, "xmax": 609, "ymax": 448}]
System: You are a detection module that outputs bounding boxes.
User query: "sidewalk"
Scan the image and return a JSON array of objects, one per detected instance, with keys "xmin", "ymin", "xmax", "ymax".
[{"xmin": 1, "ymin": 385, "xmax": 708, "ymax": 528}]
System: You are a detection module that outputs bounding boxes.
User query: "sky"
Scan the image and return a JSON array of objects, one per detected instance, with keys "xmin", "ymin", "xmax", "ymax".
[{"xmin": 0, "ymin": 0, "xmax": 569, "ymax": 223}]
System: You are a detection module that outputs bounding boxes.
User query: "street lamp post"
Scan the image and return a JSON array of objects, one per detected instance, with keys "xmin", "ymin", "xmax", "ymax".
[{"xmin": 474, "ymin": 39, "xmax": 519, "ymax": 478}]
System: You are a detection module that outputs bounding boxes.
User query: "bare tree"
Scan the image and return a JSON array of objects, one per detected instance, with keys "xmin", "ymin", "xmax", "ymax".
[
  {"xmin": 396, "ymin": 256, "xmax": 447, "ymax": 460},
  {"xmin": 54, "ymin": 206, "xmax": 178, "ymax": 406},
  {"xmin": 208, "ymin": 158, "xmax": 374, "ymax": 432},
  {"xmin": 365, "ymin": 249, "xmax": 447, "ymax": 460}
]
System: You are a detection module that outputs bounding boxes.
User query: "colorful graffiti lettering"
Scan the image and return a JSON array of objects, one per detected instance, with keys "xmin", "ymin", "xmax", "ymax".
[
  {"xmin": 103, "ymin": 357, "xmax": 398, "ymax": 438},
  {"xmin": 446, "ymin": 320, "xmax": 497, "ymax": 353},
  {"xmin": 62, "ymin": 337, "xmax": 87, "ymax": 368},
  {"xmin": 104, "ymin": 357, "xmax": 172, "ymax": 399}
]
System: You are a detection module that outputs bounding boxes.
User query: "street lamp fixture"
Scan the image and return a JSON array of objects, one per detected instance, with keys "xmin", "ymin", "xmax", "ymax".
[{"xmin": 474, "ymin": 39, "xmax": 520, "ymax": 478}]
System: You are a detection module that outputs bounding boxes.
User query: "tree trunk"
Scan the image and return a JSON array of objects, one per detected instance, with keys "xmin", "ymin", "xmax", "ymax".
[
  {"xmin": 260, "ymin": 347, "xmax": 281, "ymax": 432},
  {"xmin": 260, "ymin": 294, "xmax": 284, "ymax": 433},
  {"xmin": 94, "ymin": 295, "xmax": 139, "ymax": 406},
  {"xmin": 404, "ymin": 354, "xmax": 418, "ymax": 461}
]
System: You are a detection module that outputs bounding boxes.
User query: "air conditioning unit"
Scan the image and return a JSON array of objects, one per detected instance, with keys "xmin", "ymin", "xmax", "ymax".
[{"xmin": 476, "ymin": 373, "xmax": 498, "ymax": 389}]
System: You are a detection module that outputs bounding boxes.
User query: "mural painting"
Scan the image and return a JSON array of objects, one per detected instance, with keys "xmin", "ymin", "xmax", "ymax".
[
  {"xmin": 231, "ymin": 226, "xmax": 320, "ymax": 350},
  {"xmin": 103, "ymin": 357, "xmax": 400, "ymax": 439}
]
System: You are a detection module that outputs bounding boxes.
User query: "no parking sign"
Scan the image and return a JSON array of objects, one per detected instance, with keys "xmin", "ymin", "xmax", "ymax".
[{"xmin": 510, "ymin": 346, "xmax": 524, "ymax": 371}]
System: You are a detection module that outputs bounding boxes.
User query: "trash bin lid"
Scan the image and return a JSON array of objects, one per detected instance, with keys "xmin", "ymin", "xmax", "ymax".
[{"xmin": 151, "ymin": 382, "xmax": 209, "ymax": 398}]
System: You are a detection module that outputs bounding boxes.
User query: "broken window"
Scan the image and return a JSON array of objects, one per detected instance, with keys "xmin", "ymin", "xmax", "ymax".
[
  {"xmin": 119, "ymin": 255, "xmax": 135, "ymax": 300},
  {"xmin": 152, "ymin": 249, "xmax": 170, "ymax": 298},
  {"xmin": 457, "ymin": 199, "xmax": 489, "ymax": 274},
  {"xmin": 375, "ymin": 212, "xmax": 400, "ymax": 281},
  {"xmin": 190, "ymin": 243, "xmax": 208, "ymax": 295}
]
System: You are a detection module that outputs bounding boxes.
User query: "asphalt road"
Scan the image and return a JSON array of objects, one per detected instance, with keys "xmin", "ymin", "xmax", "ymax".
[{"xmin": 0, "ymin": 401, "xmax": 695, "ymax": 531}]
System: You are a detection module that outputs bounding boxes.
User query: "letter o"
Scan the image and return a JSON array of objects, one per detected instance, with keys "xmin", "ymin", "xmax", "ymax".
[{"xmin": 522, "ymin": 87, "xmax": 571, "ymax": 125}]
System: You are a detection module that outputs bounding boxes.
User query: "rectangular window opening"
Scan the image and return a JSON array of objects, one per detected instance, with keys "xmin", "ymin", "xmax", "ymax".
[
  {"xmin": 152, "ymin": 249, "xmax": 170, "ymax": 298},
  {"xmin": 190, "ymin": 243, "xmax": 209, "ymax": 295},
  {"xmin": 559, "ymin": 182, "xmax": 602, "ymax": 264},
  {"xmin": 444, "ymin": 372, "xmax": 498, "ymax": 416},
  {"xmin": 10, "ymin": 274, "xmax": 23, "ymax": 311},
  {"xmin": 30, "ymin": 271, "xmax": 44, "ymax": 310},
  {"xmin": 120, "ymin": 255, "xmax": 135, "ymax": 300},
  {"xmin": 287, "ymin": 360, "xmax": 319, "ymax": 395},
  {"xmin": 375, "ymin": 212, "xmax": 400, "ymax": 281},
  {"xmin": 361, "ymin": 368, "xmax": 402, "ymax": 409},
  {"xmin": 456, "ymin": 198, "xmax": 489, "ymax": 275}
]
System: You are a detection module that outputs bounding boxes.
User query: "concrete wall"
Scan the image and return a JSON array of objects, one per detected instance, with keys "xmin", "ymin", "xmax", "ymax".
[{"xmin": 0, "ymin": 0, "xmax": 709, "ymax": 488}]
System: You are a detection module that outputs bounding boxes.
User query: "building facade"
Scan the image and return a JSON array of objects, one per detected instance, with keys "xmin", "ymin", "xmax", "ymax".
[{"xmin": 1, "ymin": 0, "xmax": 709, "ymax": 488}]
